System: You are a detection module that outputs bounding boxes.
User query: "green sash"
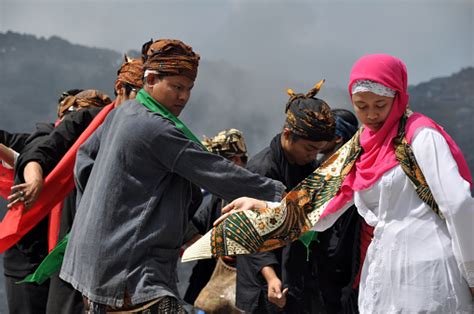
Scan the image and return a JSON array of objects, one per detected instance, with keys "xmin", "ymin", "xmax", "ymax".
[{"xmin": 135, "ymin": 89, "xmax": 207, "ymax": 150}]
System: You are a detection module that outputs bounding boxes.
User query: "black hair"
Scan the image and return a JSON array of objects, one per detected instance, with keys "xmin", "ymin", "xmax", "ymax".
[
  {"xmin": 332, "ymin": 109, "xmax": 358, "ymax": 129},
  {"xmin": 115, "ymin": 82, "xmax": 140, "ymax": 97},
  {"xmin": 58, "ymin": 89, "xmax": 83, "ymax": 103}
]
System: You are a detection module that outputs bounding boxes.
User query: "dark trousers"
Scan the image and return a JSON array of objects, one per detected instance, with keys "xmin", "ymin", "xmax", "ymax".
[
  {"xmin": 5, "ymin": 274, "xmax": 49, "ymax": 314},
  {"xmin": 46, "ymin": 272, "xmax": 84, "ymax": 314}
]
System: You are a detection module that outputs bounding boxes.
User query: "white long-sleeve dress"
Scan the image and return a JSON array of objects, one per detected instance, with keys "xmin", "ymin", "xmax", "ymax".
[{"xmin": 308, "ymin": 127, "xmax": 474, "ymax": 313}]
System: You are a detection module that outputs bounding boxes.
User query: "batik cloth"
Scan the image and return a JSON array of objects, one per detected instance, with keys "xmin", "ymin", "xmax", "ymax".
[
  {"xmin": 202, "ymin": 128, "xmax": 248, "ymax": 160},
  {"xmin": 141, "ymin": 39, "xmax": 199, "ymax": 81},
  {"xmin": 57, "ymin": 89, "xmax": 111, "ymax": 119},
  {"xmin": 85, "ymin": 296, "xmax": 186, "ymax": 314},
  {"xmin": 182, "ymin": 110, "xmax": 446, "ymax": 262},
  {"xmin": 116, "ymin": 55, "xmax": 144, "ymax": 89}
]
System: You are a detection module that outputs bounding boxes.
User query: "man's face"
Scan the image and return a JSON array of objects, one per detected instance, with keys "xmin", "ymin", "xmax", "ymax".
[
  {"xmin": 147, "ymin": 75, "xmax": 194, "ymax": 117},
  {"xmin": 282, "ymin": 131, "xmax": 330, "ymax": 166}
]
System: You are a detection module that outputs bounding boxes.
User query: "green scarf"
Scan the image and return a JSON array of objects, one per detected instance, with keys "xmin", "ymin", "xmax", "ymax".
[
  {"xmin": 21, "ymin": 91, "xmax": 207, "ymax": 285},
  {"xmin": 18, "ymin": 234, "xmax": 69, "ymax": 285},
  {"xmin": 136, "ymin": 89, "xmax": 207, "ymax": 150}
]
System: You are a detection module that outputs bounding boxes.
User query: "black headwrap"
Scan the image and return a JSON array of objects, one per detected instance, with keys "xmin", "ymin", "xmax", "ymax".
[
  {"xmin": 284, "ymin": 80, "xmax": 336, "ymax": 142},
  {"xmin": 333, "ymin": 109, "xmax": 359, "ymax": 142}
]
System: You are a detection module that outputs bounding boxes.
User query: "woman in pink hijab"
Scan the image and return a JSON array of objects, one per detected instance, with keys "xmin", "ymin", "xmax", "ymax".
[{"xmin": 219, "ymin": 54, "xmax": 474, "ymax": 312}]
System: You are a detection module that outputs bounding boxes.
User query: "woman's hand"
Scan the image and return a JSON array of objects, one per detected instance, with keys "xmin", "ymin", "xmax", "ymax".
[
  {"xmin": 7, "ymin": 161, "xmax": 44, "ymax": 210},
  {"xmin": 213, "ymin": 197, "xmax": 267, "ymax": 226}
]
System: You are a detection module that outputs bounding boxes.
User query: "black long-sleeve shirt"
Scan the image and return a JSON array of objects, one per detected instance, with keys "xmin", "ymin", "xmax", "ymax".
[
  {"xmin": 3, "ymin": 108, "xmax": 103, "ymax": 277},
  {"xmin": 235, "ymin": 134, "xmax": 317, "ymax": 313},
  {"xmin": 236, "ymin": 134, "xmax": 361, "ymax": 314}
]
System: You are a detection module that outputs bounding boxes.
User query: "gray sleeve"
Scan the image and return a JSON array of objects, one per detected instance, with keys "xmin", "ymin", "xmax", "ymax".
[
  {"xmin": 151, "ymin": 121, "xmax": 286, "ymax": 202},
  {"xmin": 74, "ymin": 124, "xmax": 103, "ymax": 204}
]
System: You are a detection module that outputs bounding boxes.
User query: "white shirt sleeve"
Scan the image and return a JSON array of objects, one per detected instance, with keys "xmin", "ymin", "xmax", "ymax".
[{"xmin": 412, "ymin": 127, "xmax": 474, "ymax": 286}]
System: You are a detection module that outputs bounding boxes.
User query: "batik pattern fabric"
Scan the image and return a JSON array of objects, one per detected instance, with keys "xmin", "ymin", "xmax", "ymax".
[
  {"xmin": 57, "ymin": 89, "xmax": 111, "ymax": 119},
  {"xmin": 183, "ymin": 110, "xmax": 443, "ymax": 262},
  {"xmin": 202, "ymin": 128, "xmax": 248, "ymax": 160},
  {"xmin": 141, "ymin": 39, "xmax": 200, "ymax": 81},
  {"xmin": 183, "ymin": 128, "xmax": 362, "ymax": 261},
  {"xmin": 116, "ymin": 55, "xmax": 144, "ymax": 89},
  {"xmin": 86, "ymin": 296, "xmax": 185, "ymax": 314},
  {"xmin": 394, "ymin": 110, "xmax": 443, "ymax": 219},
  {"xmin": 284, "ymin": 79, "xmax": 336, "ymax": 142}
]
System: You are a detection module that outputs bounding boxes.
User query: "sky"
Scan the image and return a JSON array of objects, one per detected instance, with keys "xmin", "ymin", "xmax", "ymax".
[
  {"xmin": 1, "ymin": 0, "xmax": 472, "ymax": 89},
  {"xmin": 0, "ymin": 0, "xmax": 472, "ymax": 152}
]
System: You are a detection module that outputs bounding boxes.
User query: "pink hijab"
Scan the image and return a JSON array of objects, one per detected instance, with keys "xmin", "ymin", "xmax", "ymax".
[{"xmin": 321, "ymin": 54, "xmax": 471, "ymax": 219}]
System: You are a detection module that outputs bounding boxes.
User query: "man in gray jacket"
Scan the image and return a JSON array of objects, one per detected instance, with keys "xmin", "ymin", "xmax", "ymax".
[{"xmin": 59, "ymin": 39, "xmax": 285, "ymax": 313}]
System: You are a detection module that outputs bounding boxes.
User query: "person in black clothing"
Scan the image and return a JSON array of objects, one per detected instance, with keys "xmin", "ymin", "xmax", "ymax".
[
  {"xmin": 236, "ymin": 83, "xmax": 361, "ymax": 313},
  {"xmin": 311, "ymin": 109, "xmax": 362, "ymax": 314},
  {"xmin": 235, "ymin": 82, "xmax": 339, "ymax": 314},
  {"xmin": 184, "ymin": 128, "xmax": 248, "ymax": 306},
  {"xmin": 1, "ymin": 88, "xmax": 110, "ymax": 314},
  {"xmin": 5, "ymin": 57, "xmax": 144, "ymax": 314}
]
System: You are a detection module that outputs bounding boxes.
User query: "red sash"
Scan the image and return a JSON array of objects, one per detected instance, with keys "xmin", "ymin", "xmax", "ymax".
[{"xmin": 0, "ymin": 103, "xmax": 115, "ymax": 252}]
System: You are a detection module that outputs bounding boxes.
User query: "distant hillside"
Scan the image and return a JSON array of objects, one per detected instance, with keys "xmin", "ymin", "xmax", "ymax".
[
  {"xmin": 0, "ymin": 31, "xmax": 122, "ymax": 133},
  {"xmin": 0, "ymin": 30, "xmax": 473, "ymax": 313},
  {"xmin": 0, "ymin": 30, "xmax": 472, "ymax": 171},
  {"xmin": 0, "ymin": 31, "xmax": 293, "ymax": 153},
  {"xmin": 409, "ymin": 67, "xmax": 474, "ymax": 174}
]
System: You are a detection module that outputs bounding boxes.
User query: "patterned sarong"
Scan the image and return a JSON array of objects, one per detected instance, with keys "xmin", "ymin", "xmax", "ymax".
[{"xmin": 182, "ymin": 110, "xmax": 442, "ymax": 262}]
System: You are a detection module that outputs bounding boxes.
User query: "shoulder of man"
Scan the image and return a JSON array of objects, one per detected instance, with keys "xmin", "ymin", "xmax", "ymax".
[{"xmin": 246, "ymin": 146, "xmax": 271, "ymax": 172}]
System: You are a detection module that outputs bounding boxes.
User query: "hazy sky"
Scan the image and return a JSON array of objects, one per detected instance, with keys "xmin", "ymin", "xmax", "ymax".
[{"xmin": 1, "ymin": 0, "xmax": 473, "ymax": 89}]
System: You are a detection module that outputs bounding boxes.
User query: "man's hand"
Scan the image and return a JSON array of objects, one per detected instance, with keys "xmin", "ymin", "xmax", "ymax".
[
  {"xmin": 8, "ymin": 161, "xmax": 44, "ymax": 210},
  {"xmin": 267, "ymin": 277, "xmax": 288, "ymax": 308},
  {"xmin": 213, "ymin": 197, "xmax": 267, "ymax": 226},
  {"xmin": 261, "ymin": 265, "xmax": 288, "ymax": 309},
  {"xmin": 8, "ymin": 179, "xmax": 43, "ymax": 210}
]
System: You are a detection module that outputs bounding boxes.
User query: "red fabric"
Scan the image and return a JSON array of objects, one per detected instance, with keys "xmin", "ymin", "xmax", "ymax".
[
  {"xmin": 353, "ymin": 222, "xmax": 374, "ymax": 289},
  {"xmin": 47, "ymin": 201, "xmax": 63, "ymax": 252},
  {"xmin": 0, "ymin": 103, "xmax": 115, "ymax": 253},
  {"xmin": 0, "ymin": 165, "xmax": 14, "ymax": 199}
]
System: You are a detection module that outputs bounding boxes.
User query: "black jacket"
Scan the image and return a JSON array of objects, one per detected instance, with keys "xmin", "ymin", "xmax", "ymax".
[
  {"xmin": 236, "ymin": 134, "xmax": 360, "ymax": 314},
  {"xmin": 3, "ymin": 108, "xmax": 103, "ymax": 277},
  {"xmin": 236, "ymin": 134, "xmax": 318, "ymax": 313}
]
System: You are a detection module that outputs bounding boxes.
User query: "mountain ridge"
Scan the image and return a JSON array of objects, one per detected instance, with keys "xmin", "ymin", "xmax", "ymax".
[{"xmin": 0, "ymin": 30, "xmax": 473, "ymax": 313}]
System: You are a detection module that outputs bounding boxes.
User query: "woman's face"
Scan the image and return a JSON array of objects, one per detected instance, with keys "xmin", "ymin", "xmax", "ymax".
[{"xmin": 352, "ymin": 92, "xmax": 394, "ymax": 131}]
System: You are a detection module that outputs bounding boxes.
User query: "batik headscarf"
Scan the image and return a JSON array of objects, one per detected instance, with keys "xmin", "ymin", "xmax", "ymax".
[
  {"xmin": 141, "ymin": 39, "xmax": 200, "ymax": 81},
  {"xmin": 285, "ymin": 80, "xmax": 336, "ymax": 142},
  {"xmin": 202, "ymin": 129, "xmax": 248, "ymax": 161},
  {"xmin": 57, "ymin": 89, "xmax": 111, "ymax": 119},
  {"xmin": 115, "ymin": 55, "xmax": 144, "ymax": 90},
  {"xmin": 181, "ymin": 54, "xmax": 472, "ymax": 262}
]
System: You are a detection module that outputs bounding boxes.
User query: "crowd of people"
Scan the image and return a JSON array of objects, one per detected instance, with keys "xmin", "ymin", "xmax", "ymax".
[{"xmin": 0, "ymin": 38, "xmax": 472, "ymax": 314}]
